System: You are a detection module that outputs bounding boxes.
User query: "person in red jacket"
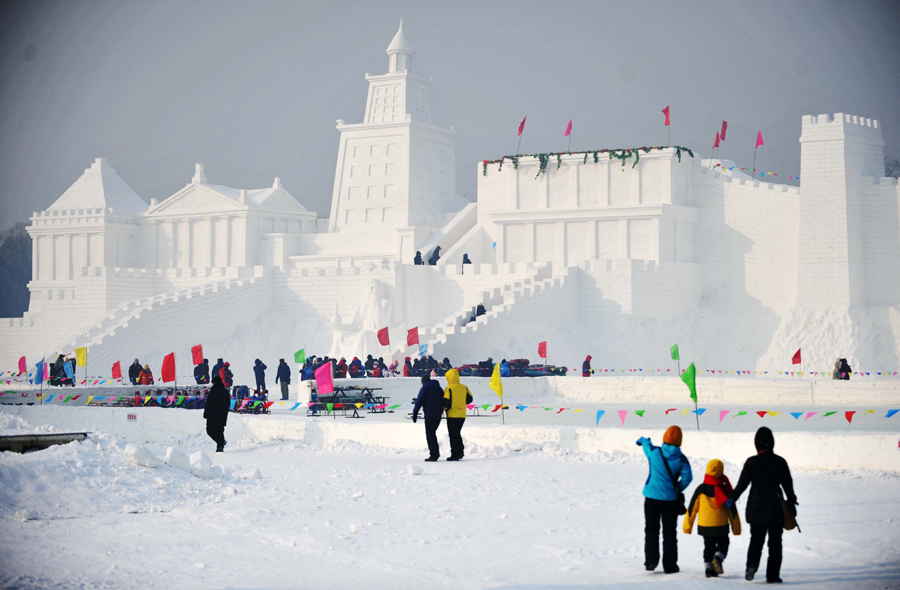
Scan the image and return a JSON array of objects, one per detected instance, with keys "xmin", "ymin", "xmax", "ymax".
[
  {"xmin": 403, "ymin": 357, "xmax": 413, "ymax": 377},
  {"xmin": 336, "ymin": 358, "xmax": 348, "ymax": 378},
  {"xmin": 219, "ymin": 362, "xmax": 233, "ymax": 388},
  {"xmin": 139, "ymin": 364, "xmax": 154, "ymax": 385},
  {"xmin": 582, "ymin": 355, "xmax": 593, "ymax": 377}
]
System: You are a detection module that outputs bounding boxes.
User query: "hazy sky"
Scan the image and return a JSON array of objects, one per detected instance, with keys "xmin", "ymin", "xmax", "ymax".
[{"xmin": 1, "ymin": 0, "xmax": 898, "ymax": 230}]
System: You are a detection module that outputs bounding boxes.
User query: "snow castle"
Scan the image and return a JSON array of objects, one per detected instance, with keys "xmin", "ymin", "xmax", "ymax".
[{"xmin": 2, "ymin": 21, "xmax": 900, "ymax": 376}]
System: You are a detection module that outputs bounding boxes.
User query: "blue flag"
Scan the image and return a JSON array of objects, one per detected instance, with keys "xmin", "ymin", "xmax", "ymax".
[
  {"xmin": 33, "ymin": 359, "xmax": 44, "ymax": 385},
  {"xmin": 63, "ymin": 362, "xmax": 74, "ymax": 380},
  {"xmin": 419, "ymin": 344, "xmax": 428, "ymax": 356},
  {"xmin": 596, "ymin": 410, "xmax": 605, "ymax": 425}
]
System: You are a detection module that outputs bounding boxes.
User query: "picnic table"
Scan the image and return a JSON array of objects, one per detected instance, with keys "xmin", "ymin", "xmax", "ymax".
[{"xmin": 308, "ymin": 385, "xmax": 387, "ymax": 418}]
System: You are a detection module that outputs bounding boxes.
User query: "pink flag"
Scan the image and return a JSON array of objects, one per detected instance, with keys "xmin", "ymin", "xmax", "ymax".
[
  {"xmin": 662, "ymin": 106, "xmax": 670, "ymax": 126},
  {"xmin": 518, "ymin": 117, "xmax": 526, "ymax": 136},
  {"xmin": 618, "ymin": 409, "xmax": 628, "ymax": 426},
  {"xmin": 721, "ymin": 120, "xmax": 728, "ymax": 140},
  {"xmin": 563, "ymin": 119, "xmax": 572, "ymax": 136},
  {"xmin": 17, "ymin": 356, "xmax": 26, "ymax": 375},
  {"xmin": 755, "ymin": 131, "xmax": 764, "ymax": 149},
  {"xmin": 805, "ymin": 411, "xmax": 817, "ymax": 421},
  {"xmin": 714, "ymin": 132, "xmax": 720, "ymax": 148},
  {"xmin": 315, "ymin": 362, "xmax": 334, "ymax": 395},
  {"xmin": 719, "ymin": 409, "xmax": 730, "ymax": 422}
]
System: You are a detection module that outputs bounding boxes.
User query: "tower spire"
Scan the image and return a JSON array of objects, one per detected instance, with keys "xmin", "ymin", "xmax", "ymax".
[{"xmin": 386, "ymin": 19, "xmax": 414, "ymax": 73}]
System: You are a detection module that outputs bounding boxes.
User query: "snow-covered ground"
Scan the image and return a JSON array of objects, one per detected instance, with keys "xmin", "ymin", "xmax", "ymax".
[{"xmin": 1, "ymin": 410, "xmax": 900, "ymax": 589}]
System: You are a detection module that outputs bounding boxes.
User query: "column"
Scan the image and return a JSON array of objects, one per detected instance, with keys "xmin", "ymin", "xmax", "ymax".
[
  {"xmin": 32, "ymin": 236, "xmax": 39, "ymax": 281},
  {"xmin": 206, "ymin": 216, "xmax": 215, "ymax": 268},
  {"xmin": 51, "ymin": 235, "xmax": 57, "ymax": 280}
]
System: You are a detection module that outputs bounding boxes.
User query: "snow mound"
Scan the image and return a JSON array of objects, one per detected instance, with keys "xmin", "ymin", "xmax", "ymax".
[
  {"xmin": 407, "ymin": 464, "xmax": 422, "ymax": 476},
  {"xmin": 164, "ymin": 447, "xmax": 191, "ymax": 472},
  {"xmin": 241, "ymin": 468, "xmax": 262, "ymax": 480},
  {"xmin": 124, "ymin": 444, "xmax": 160, "ymax": 468},
  {"xmin": 189, "ymin": 451, "xmax": 214, "ymax": 479},
  {"xmin": 14, "ymin": 509, "xmax": 37, "ymax": 522}
]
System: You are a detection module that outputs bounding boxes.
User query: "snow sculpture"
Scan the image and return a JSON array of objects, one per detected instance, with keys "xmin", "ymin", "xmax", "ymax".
[{"xmin": 329, "ymin": 279, "xmax": 395, "ymax": 360}]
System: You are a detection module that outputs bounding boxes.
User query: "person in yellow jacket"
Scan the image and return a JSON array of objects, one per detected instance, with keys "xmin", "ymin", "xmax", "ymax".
[
  {"xmin": 683, "ymin": 458, "xmax": 742, "ymax": 578},
  {"xmin": 442, "ymin": 368, "xmax": 472, "ymax": 461}
]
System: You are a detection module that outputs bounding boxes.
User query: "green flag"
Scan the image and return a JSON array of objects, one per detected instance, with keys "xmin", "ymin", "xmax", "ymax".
[
  {"xmin": 680, "ymin": 362, "xmax": 697, "ymax": 403},
  {"xmin": 294, "ymin": 349, "xmax": 306, "ymax": 364},
  {"xmin": 670, "ymin": 343, "xmax": 680, "ymax": 361}
]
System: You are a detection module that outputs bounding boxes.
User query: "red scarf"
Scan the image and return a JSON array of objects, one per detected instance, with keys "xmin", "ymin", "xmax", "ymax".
[{"xmin": 703, "ymin": 473, "xmax": 733, "ymax": 506}]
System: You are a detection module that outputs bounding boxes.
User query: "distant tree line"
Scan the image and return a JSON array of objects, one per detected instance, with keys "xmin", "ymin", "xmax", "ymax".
[
  {"xmin": 0, "ymin": 223, "xmax": 32, "ymax": 317},
  {"xmin": 886, "ymin": 155, "xmax": 900, "ymax": 178}
]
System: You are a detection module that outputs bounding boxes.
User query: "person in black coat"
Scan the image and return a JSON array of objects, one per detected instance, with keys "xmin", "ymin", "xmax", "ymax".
[
  {"xmin": 128, "ymin": 359, "xmax": 142, "ymax": 385},
  {"xmin": 194, "ymin": 359, "xmax": 210, "ymax": 385},
  {"xmin": 428, "ymin": 246, "xmax": 441, "ymax": 265},
  {"xmin": 461, "ymin": 253, "xmax": 472, "ymax": 274},
  {"xmin": 253, "ymin": 359, "xmax": 267, "ymax": 392},
  {"xmin": 729, "ymin": 427, "xmax": 797, "ymax": 583},
  {"xmin": 414, "ymin": 251, "xmax": 423, "ymax": 265},
  {"xmin": 275, "ymin": 359, "xmax": 291, "ymax": 400},
  {"xmin": 412, "ymin": 375, "xmax": 445, "ymax": 461},
  {"xmin": 203, "ymin": 376, "xmax": 231, "ymax": 452},
  {"xmin": 364, "ymin": 355, "xmax": 375, "ymax": 374}
]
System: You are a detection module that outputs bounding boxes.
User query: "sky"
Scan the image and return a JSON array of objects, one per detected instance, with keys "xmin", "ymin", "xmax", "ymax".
[{"xmin": 1, "ymin": 0, "xmax": 899, "ymax": 230}]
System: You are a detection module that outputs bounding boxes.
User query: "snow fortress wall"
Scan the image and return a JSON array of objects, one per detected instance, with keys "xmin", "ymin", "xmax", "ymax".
[{"xmin": 2, "ymin": 405, "xmax": 895, "ymax": 472}]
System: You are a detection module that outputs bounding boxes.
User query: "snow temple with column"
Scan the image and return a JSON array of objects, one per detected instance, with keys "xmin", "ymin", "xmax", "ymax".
[{"xmin": 2, "ymin": 20, "xmax": 900, "ymax": 380}]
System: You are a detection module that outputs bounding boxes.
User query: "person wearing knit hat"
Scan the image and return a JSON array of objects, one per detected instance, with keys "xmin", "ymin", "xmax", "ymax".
[
  {"xmin": 730, "ymin": 427, "xmax": 797, "ymax": 583},
  {"xmin": 636, "ymin": 426, "xmax": 693, "ymax": 574},
  {"xmin": 683, "ymin": 458, "xmax": 742, "ymax": 577}
]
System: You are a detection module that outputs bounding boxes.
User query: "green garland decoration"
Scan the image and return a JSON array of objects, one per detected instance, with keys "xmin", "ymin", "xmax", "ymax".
[{"xmin": 482, "ymin": 146, "xmax": 694, "ymax": 178}]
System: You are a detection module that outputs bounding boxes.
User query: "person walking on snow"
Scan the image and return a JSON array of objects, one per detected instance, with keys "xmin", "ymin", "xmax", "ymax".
[
  {"xmin": 582, "ymin": 355, "xmax": 593, "ymax": 377},
  {"xmin": 442, "ymin": 368, "xmax": 472, "ymax": 461},
  {"xmin": 253, "ymin": 359, "xmax": 267, "ymax": 392},
  {"xmin": 683, "ymin": 459, "xmax": 742, "ymax": 578},
  {"xmin": 412, "ymin": 374, "xmax": 445, "ymax": 461},
  {"xmin": 194, "ymin": 358, "xmax": 210, "ymax": 385},
  {"xmin": 203, "ymin": 376, "xmax": 230, "ymax": 452},
  {"xmin": 211, "ymin": 358, "xmax": 224, "ymax": 383},
  {"xmin": 275, "ymin": 359, "xmax": 291, "ymax": 400},
  {"xmin": 637, "ymin": 425, "xmax": 693, "ymax": 574},
  {"xmin": 729, "ymin": 427, "xmax": 797, "ymax": 583}
]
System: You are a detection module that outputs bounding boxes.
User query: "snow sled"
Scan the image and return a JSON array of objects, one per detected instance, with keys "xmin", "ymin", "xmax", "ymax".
[
  {"xmin": 456, "ymin": 364, "xmax": 492, "ymax": 377},
  {"xmin": 523, "ymin": 364, "xmax": 568, "ymax": 377},
  {"xmin": 507, "ymin": 359, "xmax": 529, "ymax": 377}
]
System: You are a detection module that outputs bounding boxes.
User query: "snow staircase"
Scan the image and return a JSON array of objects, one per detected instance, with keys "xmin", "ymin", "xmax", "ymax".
[
  {"xmin": 421, "ymin": 264, "xmax": 576, "ymax": 357},
  {"xmin": 56, "ymin": 274, "xmax": 266, "ymax": 354}
]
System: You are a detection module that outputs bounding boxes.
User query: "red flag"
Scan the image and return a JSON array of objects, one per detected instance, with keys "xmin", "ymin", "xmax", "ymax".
[
  {"xmin": 662, "ymin": 106, "xmax": 670, "ymax": 126},
  {"xmin": 407, "ymin": 327, "xmax": 419, "ymax": 347},
  {"xmin": 845, "ymin": 410, "xmax": 855, "ymax": 424},
  {"xmin": 755, "ymin": 130, "xmax": 764, "ymax": 149},
  {"xmin": 791, "ymin": 348, "xmax": 801, "ymax": 365},
  {"xmin": 377, "ymin": 327, "xmax": 390, "ymax": 347},
  {"xmin": 538, "ymin": 341, "xmax": 547, "ymax": 359},
  {"xmin": 713, "ymin": 132, "xmax": 720, "ymax": 148},
  {"xmin": 517, "ymin": 117, "xmax": 526, "ymax": 136},
  {"xmin": 721, "ymin": 120, "xmax": 728, "ymax": 140},
  {"xmin": 191, "ymin": 344, "xmax": 203, "ymax": 365},
  {"xmin": 111, "ymin": 361, "xmax": 122, "ymax": 380},
  {"xmin": 161, "ymin": 353, "xmax": 176, "ymax": 383},
  {"xmin": 563, "ymin": 119, "xmax": 572, "ymax": 136}
]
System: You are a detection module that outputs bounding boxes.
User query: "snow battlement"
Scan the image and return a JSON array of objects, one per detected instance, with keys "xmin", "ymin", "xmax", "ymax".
[{"xmin": 800, "ymin": 113, "xmax": 884, "ymax": 145}]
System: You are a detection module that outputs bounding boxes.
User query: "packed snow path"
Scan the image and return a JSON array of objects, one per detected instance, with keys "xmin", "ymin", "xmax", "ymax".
[{"xmin": 1, "ymin": 430, "xmax": 899, "ymax": 589}]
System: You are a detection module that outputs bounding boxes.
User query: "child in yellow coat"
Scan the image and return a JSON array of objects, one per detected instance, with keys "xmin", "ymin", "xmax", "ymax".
[{"xmin": 683, "ymin": 458, "xmax": 742, "ymax": 578}]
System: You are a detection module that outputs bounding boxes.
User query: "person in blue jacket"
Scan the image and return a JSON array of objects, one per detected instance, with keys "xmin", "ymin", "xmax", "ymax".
[
  {"xmin": 637, "ymin": 425, "xmax": 693, "ymax": 574},
  {"xmin": 412, "ymin": 374, "xmax": 445, "ymax": 461},
  {"xmin": 500, "ymin": 359, "xmax": 510, "ymax": 378},
  {"xmin": 253, "ymin": 359, "xmax": 267, "ymax": 392}
]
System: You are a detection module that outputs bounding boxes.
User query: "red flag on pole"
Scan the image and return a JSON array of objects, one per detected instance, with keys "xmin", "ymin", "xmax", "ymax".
[
  {"xmin": 714, "ymin": 132, "xmax": 720, "ymax": 148},
  {"xmin": 111, "ymin": 361, "xmax": 122, "ymax": 380},
  {"xmin": 791, "ymin": 349, "xmax": 802, "ymax": 365},
  {"xmin": 191, "ymin": 344, "xmax": 203, "ymax": 365},
  {"xmin": 755, "ymin": 131, "xmax": 764, "ymax": 149},
  {"xmin": 518, "ymin": 117, "xmax": 526, "ymax": 136},
  {"xmin": 720, "ymin": 120, "xmax": 728, "ymax": 140},
  {"xmin": 377, "ymin": 327, "xmax": 390, "ymax": 347},
  {"xmin": 662, "ymin": 106, "xmax": 670, "ymax": 126},
  {"xmin": 538, "ymin": 341, "xmax": 547, "ymax": 359},
  {"xmin": 563, "ymin": 119, "xmax": 572, "ymax": 136},
  {"xmin": 161, "ymin": 353, "xmax": 176, "ymax": 383},
  {"xmin": 407, "ymin": 327, "xmax": 419, "ymax": 347},
  {"xmin": 18, "ymin": 356, "xmax": 26, "ymax": 374}
]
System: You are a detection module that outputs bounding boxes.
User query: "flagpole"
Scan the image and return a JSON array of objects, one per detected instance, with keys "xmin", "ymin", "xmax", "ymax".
[
  {"xmin": 695, "ymin": 398, "xmax": 700, "ymax": 431},
  {"xmin": 501, "ymin": 394, "xmax": 505, "ymax": 426},
  {"xmin": 516, "ymin": 134, "xmax": 522, "ymax": 157},
  {"xmin": 752, "ymin": 148, "xmax": 757, "ymax": 181}
]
